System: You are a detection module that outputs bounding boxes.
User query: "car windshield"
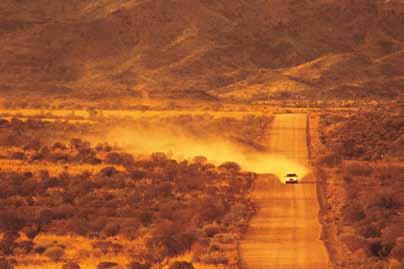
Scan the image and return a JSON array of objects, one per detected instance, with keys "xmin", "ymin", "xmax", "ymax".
[{"xmin": 286, "ymin": 173, "xmax": 297, "ymax": 177}]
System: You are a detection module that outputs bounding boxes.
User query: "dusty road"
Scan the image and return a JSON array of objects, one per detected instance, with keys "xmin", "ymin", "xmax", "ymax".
[{"xmin": 240, "ymin": 114, "xmax": 330, "ymax": 269}]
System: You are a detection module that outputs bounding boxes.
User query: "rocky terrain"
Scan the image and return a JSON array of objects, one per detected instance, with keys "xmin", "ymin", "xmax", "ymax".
[{"xmin": 1, "ymin": 0, "xmax": 404, "ymax": 103}]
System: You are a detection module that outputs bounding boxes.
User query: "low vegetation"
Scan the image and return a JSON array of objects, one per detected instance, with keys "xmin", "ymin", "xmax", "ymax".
[
  {"xmin": 0, "ymin": 115, "xmax": 261, "ymax": 268},
  {"xmin": 318, "ymin": 108, "xmax": 404, "ymax": 269}
]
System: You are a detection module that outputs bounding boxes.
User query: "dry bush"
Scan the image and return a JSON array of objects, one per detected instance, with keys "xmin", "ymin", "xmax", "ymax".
[
  {"xmin": 391, "ymin": 238, "xmax": 404, "ymax": 262},
  {"xmin": 203, "ymin": 223, "xmax": 224, "ymax": 238},
  {"xmin": 103, "ymin": 223, "xmax": 120, "ymax": 237},
  {"xmin": 340, "ymin": 233, "xmax": 366, "ymax": 253},
  {"xmin": 218, "ymin": 162, "xmax": 241, "ymax": 173},
  {"xmin": 106, "ymin": 152, "xmax": 134, "ymax": 167},
  {"xmin": 366, "ymin": 238, "xmax": 393, "ymax": 259},
  {"xmin": 199, "ymin": 251, "xmax": 229, "ymax": 265},
  {"xmin": 343, "ymin": 202, "xmax": 365, "ymax": 223},
  {"xmin": 0, "ymin": 258, "xmax": 15, "ymax": 269},
  {"xmin": 170, "ymin": 261, "xmax": 195, "ymax": 269},
  {"xmin": 146, "ymin": 221, "xmax": 196, "ymax": 262},
  {"xmin": 0, "ymin": 127, "xmax": 255, "ymax": 266},
  {"xmin": 96, "ymin": 262, "xmax": 119, "ymax": 269},
  {"xmin": 344, "ymin": 162, "xmax": 372, "ymax": 177},
  {"xmin": 44, "ymin": 246, "xmax": 65, "ymax": 261},
  {"xmin": 321, "ymin": 111, "xmax": 403, "ymax": 161},
  {"xmin": 317, "ymin": 152, "xmax": 342, "ymax": 167},
  {"xmin": 127, "ymin": 262, "xmax": 151, "ymax": 269},
  {"xmin": 62, "ymin": 262, "xmax": 81, "ymax": 269}
]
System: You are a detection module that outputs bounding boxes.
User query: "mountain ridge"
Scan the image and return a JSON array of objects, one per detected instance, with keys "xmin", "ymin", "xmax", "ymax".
[{"xmin": 1, "ymin": 0, "xmax": 403, "ymax": 102}]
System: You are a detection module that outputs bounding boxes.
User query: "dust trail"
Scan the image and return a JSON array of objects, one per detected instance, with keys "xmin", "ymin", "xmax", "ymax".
[{"xmin": 106, "ymin": 126, "xmax": 309, "ymax": 180}]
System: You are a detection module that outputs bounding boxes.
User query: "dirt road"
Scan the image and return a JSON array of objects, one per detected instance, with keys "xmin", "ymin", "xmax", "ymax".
[{"xmin": 240, "ymin": 114, "xmax": 330, "ymax": 269}]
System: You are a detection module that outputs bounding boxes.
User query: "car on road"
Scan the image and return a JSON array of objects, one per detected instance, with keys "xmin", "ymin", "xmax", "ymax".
[{"xmin": 285, "ymin": 173, "xmax": 299, "ymax": 184}]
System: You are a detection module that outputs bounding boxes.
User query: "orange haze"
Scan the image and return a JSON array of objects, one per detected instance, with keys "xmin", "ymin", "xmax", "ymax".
[{"xmin": 106, "ymin": 126, "xmax": 309, "ymax": 181}]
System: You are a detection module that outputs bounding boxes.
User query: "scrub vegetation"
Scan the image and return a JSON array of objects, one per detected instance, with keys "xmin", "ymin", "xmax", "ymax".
[
  {"xmin": 316, "ymin": 106, "xmax": 404, "ymax": 269},
  {"xmin": 0, "ymin": 114, "xmax": 270, "ymax": 269}
]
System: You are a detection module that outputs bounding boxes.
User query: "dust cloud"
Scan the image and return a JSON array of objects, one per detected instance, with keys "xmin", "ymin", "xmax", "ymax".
[{"xmin": 106, "ymin": 125, "xmax": 309, "ymax": 181}]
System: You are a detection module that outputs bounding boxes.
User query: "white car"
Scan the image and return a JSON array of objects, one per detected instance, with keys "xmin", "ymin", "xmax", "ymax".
[{"xmin": 285, "ymin": 173, "xmax": 299, "ymax": 184}]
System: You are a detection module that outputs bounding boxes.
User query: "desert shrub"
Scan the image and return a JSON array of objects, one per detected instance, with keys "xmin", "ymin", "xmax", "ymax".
[
  {"xmin": 321, "ymin": 112, "xmax": 403, "ymax": 160},
  {"xmin": 70, "ymin": 138, "xmax": 90, "ymax": 150},
  {"xmin": 146, "ymin": 221, "xmax": 196, "ymax": 262},
  {"xmin": 95, "ymin": 143, "xmax": 112, "ymax": 152},
  {"xmin": 170, "ymin": 261, "xmax": 195, "ymax": 269},
  {"xmin": 151, "ymin": 152, "xmax": 168, "ymax": 163},
  {"xmin": 23, "ymin": 139, "xmax": 41, "ymax": 151},
  {"xmin": 208, "ymin": 244, "xmax": 221, "ymax": 252},
  {"xmin": 218, "ymin": 162, "xmax": 240, "ymax": 173},
  {"xmin": 381, "ymin": 223, "xmax": 404, "ymax": 245},
  {"xmin": 14, "ymin": 240, "xmax": 33, "ymax": 254},
  {"xmin": 92, "ymin": 241, "xmax": 113, "ymax": 255},
  {"xmin": 359, "ymin": 221, "xmax": 382, "ymax": 239},
  {"xmin": 67, "ymin": 217, "xmax": 89, "ymax": 236},
  {"xmin": 23, "ymin": 225, "xmax": 41, "ymax": 240},
  {"xmin": 193, "ymin": 156, "xmax": 208, "ymax": 164},
  {"xmin": 199, "ymin": 252, "xmax": 229, "ymax": 265},
  {"xmin": 389, "ymin": 260, "xmax": 404, "ymax": 269},
  {"xmin": 0, "ymin": 211, "xmax": 25, "ymax": 234},
  {"xmin": 39, "ymin": 169, "xmax": 50, "ymax": 180},
  {"xmin": 368, "ymin": 192, "xmax": 398, "ymax": 210},
  {"xmin": 366, "ymin": 238, "xmax": 392, "ymax": 258},
  {"xmin": 33, "ymin": 245, "xmax": 46, "ymax": 254},
  {"xmin": 62, "ymin": 262, "xmax": 81, "ymax": 269},
  {"xmin": 75, "ymin": 148, "xmax": 100, "ymax": 164},
  {"xmin": 203, "ymin": 223, "xmax": 223, "ymax": 238},
  {"xmin": 99, "ymin": 166, "xmax": 118, "ymax": 177},
  {"xmin": 0, "ymin": 258, "xmax": 15, "ymax": 269},
  {"xmin": 365, "ymin": 259, "xmax": 388, "ymax": 269},
  {"xmin": 127, "ymin": 262, "xmax": 150, "ymax": 269},
  {"xmin": 89, "ymin": 217, "xmax": 107, "ymax": 233},
  {"xmin": 103, "ymin": 223, "xmax": 120, "ymax": 237},
  {"xmin": 340, "ymin": 233, "xmax": 366, "ymax": 253},
  {"xmin": 391, "ymin": 238, "xmax": 404, "ymax": 261},
  {"xmin": 317, "ymin": 152, "xmax": 342, "ymax": 167},
  {"xmin": 130, "ymin": 170, "xmax": 146, "ymax": 180},
  {"xmin": 52, "ymin": 142, "xmax": 67, "ymax": 151},
  {"xmin": 44, "ymin": 246, "xmax": 65, "ymax": 261},
  {"xmin": 96, "ymin": 262, "xmax": 119, "ymax": 269},
  {"xmin": 38, "ymin": 209, "xmax": 56, "ymax": 226},
  {"xmin": 106, "ymin": 152, "xmax": 134, "ymax": 166},
  {"xmin": 214, "ymin": 233, "xmax": 235, "ymax": 244},
  {"xmin": 344, "ymin": 202, "xmax": 365, "ymax": 222},
  {"xmin": 197, "ymin": 197, "xmax": 226, "ymax": 223},
  {"xmin": 10, "ymin": 151, "xmax": 25, "ymax": 160},
  {"xmin": 345, "ymin": 162, "xmax": 372, "ymax": 177},
  {"xmin": 0, "ymin": 232, "xmax": 20, "ymax": 255}
]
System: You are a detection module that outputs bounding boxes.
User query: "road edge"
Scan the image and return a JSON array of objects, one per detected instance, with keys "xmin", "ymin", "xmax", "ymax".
[{"xmin": 308, "ymin": 113, "xmax": 334, "ymax": 269}]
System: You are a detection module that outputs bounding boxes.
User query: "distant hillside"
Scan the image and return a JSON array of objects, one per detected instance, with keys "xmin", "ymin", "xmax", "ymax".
[{"xmin": 0, "ymin": 0, "xmax": 403, "ymax": 103}]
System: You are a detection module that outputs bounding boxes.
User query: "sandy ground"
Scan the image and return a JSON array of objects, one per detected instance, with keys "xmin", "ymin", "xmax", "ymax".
[{"xmin": 240, "ymin": 114, "xmax": 330, "ymax": 269}]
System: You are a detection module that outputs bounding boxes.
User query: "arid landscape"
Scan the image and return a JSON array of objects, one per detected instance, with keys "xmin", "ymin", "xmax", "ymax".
[{"xmin": 0, "ymin": 1, "xmax": 403, "ymax": 269}]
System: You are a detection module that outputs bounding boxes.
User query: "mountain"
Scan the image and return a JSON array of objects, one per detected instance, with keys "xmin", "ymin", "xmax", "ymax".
[{"xmin": 0, "ymin": 0, "xmax": 403, "ymax": 102}]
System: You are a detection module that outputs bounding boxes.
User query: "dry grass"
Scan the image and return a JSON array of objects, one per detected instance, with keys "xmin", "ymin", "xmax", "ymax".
[
  {"xmin": 15, "ymin": 234, "xmax": 142, "ymax": 269},
  {"xmin": 0, "ymin": 159, "xmax": 125, "ymax": 176}
]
